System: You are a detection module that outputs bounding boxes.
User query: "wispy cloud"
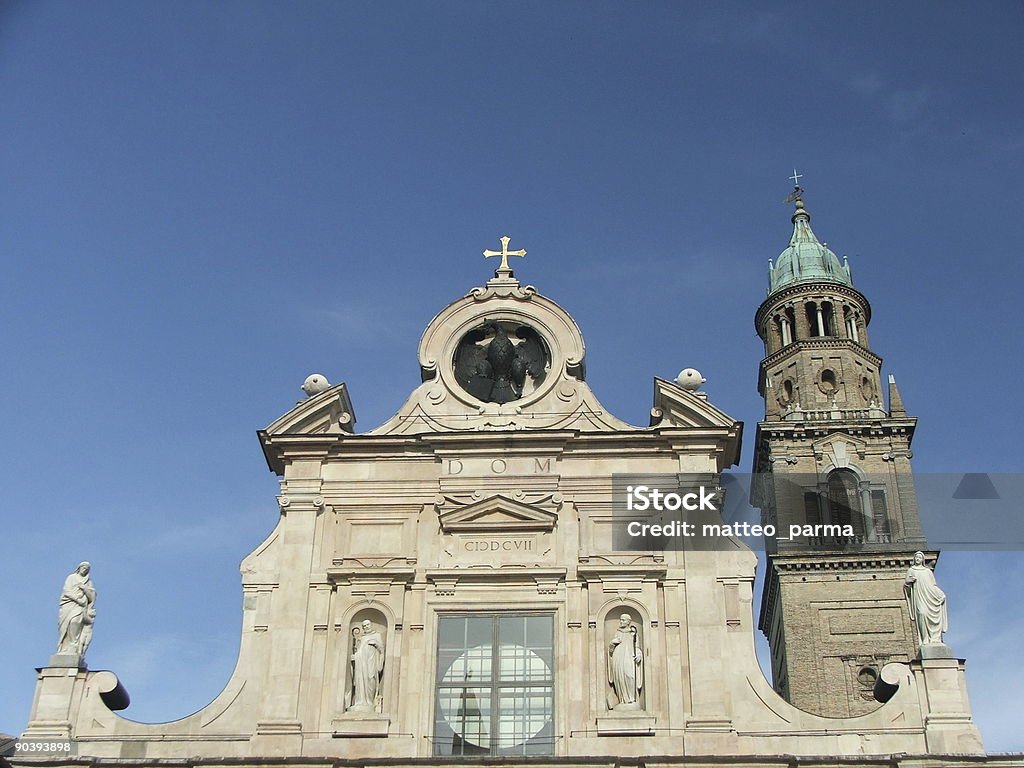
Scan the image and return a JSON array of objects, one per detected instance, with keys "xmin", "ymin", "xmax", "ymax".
[
  {"xmin": 140, "ymin": 513, "xmax": 258, "ymax": 556},
  {"xmin": 310, "ymin": 305, "xmax": 382, "ymax": 342},
  {"xmin": 688, "ymin": 8, "xmax": 785, "ymax": 49},
  {"xmin": 849, "ymin": 70, "xmax": 933, "ymax": 129},
  {"xmin": 304, "ymin": 300, "xmax": 418, "ymax": 348}
]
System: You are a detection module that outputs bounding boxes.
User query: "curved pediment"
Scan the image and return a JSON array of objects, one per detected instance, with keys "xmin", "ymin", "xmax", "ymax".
[
  {"xmin": 368, "ymin": 377, "xmax": 638, "ymax": 435},
  {"xmin": 438, "ymin": 494, "xmax": 559, "ymax": 533},
  {"xmin": 367, "ymin": 272, "xmax": 641, "ymax": 435}
]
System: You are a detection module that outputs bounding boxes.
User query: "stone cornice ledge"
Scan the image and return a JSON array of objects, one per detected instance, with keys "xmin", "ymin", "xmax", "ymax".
[
  {"xmin": 325, "ymin": 566, "xmax": 417, "ymax": 585},
  {"xmin": 577, "ymin": 563, "xmax": 669, "ymax": 581},
  {"xmin": 10, "ymin": 753, "xmax": 1024, "ymax": 767},
  {"xmin": 771, "ymin": 551, "xmax": 939, "ymax": 572}
]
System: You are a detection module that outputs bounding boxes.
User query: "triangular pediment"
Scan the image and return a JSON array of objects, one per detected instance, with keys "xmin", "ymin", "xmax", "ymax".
[
  {"xmin": 439, "ymin": 495, "xmax": 558, "ymax": 533},
  {"xmin": 811, "ymin": 433, "xmax": 868, "ymax": 467}
]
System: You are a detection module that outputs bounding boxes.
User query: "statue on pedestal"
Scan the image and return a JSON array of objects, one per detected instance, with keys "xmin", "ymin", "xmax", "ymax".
[
  {"xmin": 349, "ymin": 619, "xmax": 385, "ymax": 712},
  {"xmin": 608, "ymin": 613, "xmax": 643, "ymax": 710},
  {"xmin": 56, "ymin": 562, "xmax": 96, "ymax": 659},
  {"xmin": 904, "ymin": 551, "xmax": 948, "ymax": 646}
]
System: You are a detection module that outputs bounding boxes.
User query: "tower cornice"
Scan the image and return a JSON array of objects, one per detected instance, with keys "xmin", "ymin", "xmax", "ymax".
[
  {"xmin": 759, "ymin": 337, "xmax": 883, "ymax": 372},
  {"xmin": 755, "ymin": 281, "xmax": 872, "ymax": 336}
]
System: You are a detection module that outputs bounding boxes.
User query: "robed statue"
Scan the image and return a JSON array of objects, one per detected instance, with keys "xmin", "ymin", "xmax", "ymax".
[
  {"xmin": 349, "ymin": 619, "xmax": 385, "ymax": 712},
  {"xmin": 608, "ymin": 613, "xmax": 643, "ymax": 710},
  {"xmin": 904, "ymin": 551, "xmax": 948, "ymax": 646},
  {"xmin": 57, "ymin": 562, "xmax": 96, "ymax": 659}
]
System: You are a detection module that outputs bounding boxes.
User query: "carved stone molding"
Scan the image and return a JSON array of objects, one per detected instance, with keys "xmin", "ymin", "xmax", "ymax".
[
  {"xmin": 436, "ymin": 493, "xmax": 560, "ymax": 533},
  {"xmin": 425, "ymin": 568, "xmax": 566, "ymax": 597}
]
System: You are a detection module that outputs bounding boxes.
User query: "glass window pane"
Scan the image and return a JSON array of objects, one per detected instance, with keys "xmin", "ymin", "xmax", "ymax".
[
  {"xmin": 498, "ymin": 643, "xmax": 550, "ymax": 682},
  {"xmin": 435, "ymin": 614, "xmax": 553, "ymax": 756},
  {"xmin": 441, "ymin": 644, "xmax": 492, "ymax": 684},
  {"xmin": 438, "ymin": 616, "xmax": 465, "ymax": 651},
  {"xmin": 496, "ymin": 686, "xmax": 553, "ymax": 755},
  {"xmin": 499, "ymin": 615, "xmax": 526, "ymax": 647},
  {"xmin": 465, "ymin": 616, "xmax": 492, "ymax": 647},
  {"xmin": 525, "ymin": 614, "xmax": 552, "ymax": 649}
]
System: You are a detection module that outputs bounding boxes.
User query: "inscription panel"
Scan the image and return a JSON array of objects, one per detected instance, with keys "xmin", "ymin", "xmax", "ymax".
[{"xmin": 443, "ymin": 533, "xmax": 551, "ymax": 565}]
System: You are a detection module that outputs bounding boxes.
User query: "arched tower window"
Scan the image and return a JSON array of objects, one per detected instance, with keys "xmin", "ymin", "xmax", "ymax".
[
  {"xmin": 785, "ymin": 306, "xmax": 797, "ymax": 341},
  {"xmin": 776, "ymin": 314, "xmax": 792, "ymax": 347},
  {"xmin": 826, "ymin": 470, "xmax": 865, "ymax": 536},
  {"xmin": 821, "ymin": 301, "xmax": 837, "ymax": 336},
  {"xmin": 843, "ymin": 306, "xmax": 860, "ymax": 342},
  {"xmin": 805, "ymin": 303, "xmax": 818, "ymax": 337}
]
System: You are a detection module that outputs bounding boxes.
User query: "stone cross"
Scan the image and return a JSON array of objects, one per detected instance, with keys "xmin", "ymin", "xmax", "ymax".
[{"xmin": 483, "ymin": 235, "xmax": 527, "ymax": 277}]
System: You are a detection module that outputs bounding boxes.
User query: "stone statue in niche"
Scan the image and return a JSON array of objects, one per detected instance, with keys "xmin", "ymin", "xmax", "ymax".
[
  {"xmin": 348, "ymin": 619, "xmax": 385, "ymax": 712},
  {"xmin": 904, "ymin": 551, "xmax": 948, "ymax": 646},
  {"xmin": 56, "ymin": 562, "xmax": 96, "ymax": 660},
  {"xmin": 453, "ymin": 321, "xmax": 548, "ymax": 404},
  {"xmin": 608, "ymin": 613, "xmax": 644, "ymax": 711}
]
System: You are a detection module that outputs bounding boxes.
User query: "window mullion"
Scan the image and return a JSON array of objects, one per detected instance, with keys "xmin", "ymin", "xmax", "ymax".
[{"xmin": 490, "ymin": 616, "xmax": 500, "ymax": 754}]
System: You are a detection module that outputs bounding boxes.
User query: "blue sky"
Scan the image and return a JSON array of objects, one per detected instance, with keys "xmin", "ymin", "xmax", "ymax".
[{"xmin": 2, "ymin": 0, "xmax": 1023, "ymax": 752}]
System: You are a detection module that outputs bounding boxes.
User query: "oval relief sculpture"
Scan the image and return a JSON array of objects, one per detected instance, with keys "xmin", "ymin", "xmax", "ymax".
[{"xmin": 453, "ymin": 321, "xmax": 550, "ymax": 404}]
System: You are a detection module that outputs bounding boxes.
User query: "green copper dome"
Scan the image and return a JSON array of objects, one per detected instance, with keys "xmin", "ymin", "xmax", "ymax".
[{"xmin": 768, "ymin": 199, "xmax": 852, "ymax": 294}]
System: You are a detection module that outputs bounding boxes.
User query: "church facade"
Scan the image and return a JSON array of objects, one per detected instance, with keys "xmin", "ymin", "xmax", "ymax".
[{"xmin": 16, "ymin": 202, "xmax": 1018, "ymax": 766}]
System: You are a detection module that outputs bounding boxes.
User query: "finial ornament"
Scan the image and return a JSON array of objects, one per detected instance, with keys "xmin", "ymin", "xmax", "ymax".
[
  {"xmin": 483, "ymin": 235, "xmax": 527, "ymax": 277},
  {"xmin": 784, "ymin": 169, "xmax": 804, "ymax": 204}
]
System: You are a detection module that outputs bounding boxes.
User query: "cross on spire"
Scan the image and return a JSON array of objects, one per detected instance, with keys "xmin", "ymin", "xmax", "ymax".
[
  {"xmin": 784, "ymin": 168, "xmax": 805, "ymax": 204},
  {"xmin": 483, "ymin": 235, "xmax": 527, "ymax": 277}
]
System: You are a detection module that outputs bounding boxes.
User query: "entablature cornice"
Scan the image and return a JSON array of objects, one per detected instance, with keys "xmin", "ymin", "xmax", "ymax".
[
  {"xmin": 39, "ymin": 756, "xmax": 1022, "ymax": 768},
  {"xmin": 768, "ymin": 551, "xmax": 938, "ymax": 573},
  {"xmin": 425, "ymin": 567, "xmax": 567, "ymax": 596},
  {"xmin": 577, "ymin": 563, "xmax": 669, "ymax": 582},
  {"xmin": 259, "ymin": 432, "xmax": 337, "ymax": 474},
  {"xmin": 326, "ymin": 566, "xmax": 417, "ymax": 585},
  {"xmin": 759, "ymin": 550, "xmax": 937, "ymax": 631},
  {"xmin": 420, "ymin": 430, "xmax": 577, "ymax": 456},
  {"xmin": 760, "ymin": 338, "xmax": 883, "ymax": 372},
  {"xmin": 755, "ymin": 281, "xmax": 872, "ymax": 331},
  {"xmin": 262, "ymin": 425, "xmax": 746, "ymax": 476},
  {"xmin": 754, "ymin": 418, "xmax": 917, "ymax": 445}
]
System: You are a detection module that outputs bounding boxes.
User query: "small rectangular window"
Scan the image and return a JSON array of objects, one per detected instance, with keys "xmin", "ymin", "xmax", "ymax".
[
  {"xmin": 803, "ymin": 491, "xmax": 822, "ymax": 525},
  {"xmin": 871, "ymin": 490, "xmax": 891, "ymax": 540}
]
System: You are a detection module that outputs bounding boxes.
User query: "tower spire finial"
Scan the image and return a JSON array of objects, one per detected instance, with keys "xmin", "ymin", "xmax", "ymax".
[
  {"xmin": 784, "ymin": 169, "xmax": 804, "ymax": 206},
  {"xmin": 888, "ymin": 374, "xmax": 907, "ymax": 416}
]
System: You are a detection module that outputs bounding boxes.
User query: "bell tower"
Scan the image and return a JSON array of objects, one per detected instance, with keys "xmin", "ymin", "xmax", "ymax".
[{"xmin": 753, "ymin": 185, "xmax": 932, "ymax": 717}]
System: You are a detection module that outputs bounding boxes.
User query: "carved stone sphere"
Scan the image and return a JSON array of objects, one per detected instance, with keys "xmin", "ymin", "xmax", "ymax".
[
  {"xmin": 301, "ymin": 374, "xmax": 331, "ymax": 397},
  {"xmin": 675, "ymin": 368, "xmax": 706, "ymax": 391}
]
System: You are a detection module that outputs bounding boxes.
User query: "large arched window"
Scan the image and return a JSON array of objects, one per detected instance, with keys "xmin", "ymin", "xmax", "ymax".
[{"xmin": 826, "ymin": 469, "xmax": 865, "ymax": 536}]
